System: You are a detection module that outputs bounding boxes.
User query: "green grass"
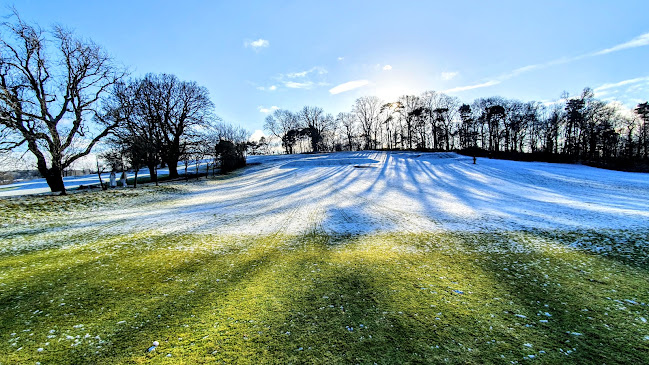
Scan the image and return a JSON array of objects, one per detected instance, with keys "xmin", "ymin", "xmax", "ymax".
[
  {"xmin": 0, "ymin": 191, "xmax": 648, "ymax": 364},
  {"xmin": 0, "ymin": 186, "xmax": 181, "ymax": 226},
  {"xmin": 0, "ymin": 230, "xmax": 648, "ymax": 364}
]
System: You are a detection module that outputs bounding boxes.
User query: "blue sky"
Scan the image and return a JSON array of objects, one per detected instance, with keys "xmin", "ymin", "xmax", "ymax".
[{"xmin": 8, "ymin": 0, "xmax": 649, "ymax": 136}]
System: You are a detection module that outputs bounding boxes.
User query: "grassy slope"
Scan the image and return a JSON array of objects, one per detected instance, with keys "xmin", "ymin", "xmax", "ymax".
[{"xmin": 0, "ymin": 190, "xmax": 648, "ymax": 364}]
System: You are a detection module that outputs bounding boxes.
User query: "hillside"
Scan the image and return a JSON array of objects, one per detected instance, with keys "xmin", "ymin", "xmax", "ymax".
[{"xmin": 1, "ymin": 151, "xmax": 648, "ymax": 364}]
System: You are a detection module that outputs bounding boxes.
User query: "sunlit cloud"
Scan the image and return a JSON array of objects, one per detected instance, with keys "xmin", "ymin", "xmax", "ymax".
[
  {"xmin": 540, "ymin": 99, "xmax": 560, "ymax": 107},
  {"xmin": 287, "ymin": 70, "xmax": 309, "ymax": 78},
  {"xmin": 594, "ymin": 76, "xmax": 649, "ymax": 93},
  {"xmin": 329, "ymin": 80, "xmax": 370, "ymax": 95},
  {"xmin": 607, "ymin": 100, "xmax": 637, "ymax": 119},
  {"xmin": 258, "ymin": 105, "xmax": 280, "ymax": 113},
  {"xmin": 504, "ymin": 32, "xmax": 649, "ymax": 80},
  {"xmin": 285, "ymin": 67, "xmax": 327, "ymax": 79},
  {"xmin": 274, "ymin": 67, "xmax": 328, "ymax": 90},
  {"xmin": 446, "ymin": 31, "xmax": 649, "ymax": 94},
  {"xmin": 245, "ymin": 38, "xmax": 269, "ymax": 50},
  {"xmin": 444, "ymin": 80, "xmax": 500, "ymax": 93},
  {"xmin": 383, "ymin": 65, "xmax": 392, "ymax": 71},
  {"xmin": 592, "ymin": 32, "xmax": 649, "ymax": 56},
  {"xmin": 256, "ymin": 85, "xmax": 277, "ymax": 91},
  {"xmin": 337, "ymin": 56, "xmax": 344, "ymax": 61},
  {"xmin": 592, "ymin": 76, "xmax": 649, "ymax": 104},
  {"xmin": 249, "ymin": 129, "xmax": 266, "ymax": 142},
  {"xmin": 284, "ymin": 81, "xmax": 314, "ymax": 89},
  {"xmin": 441, "ymin": 71, "xmax": 459, "ymax": 80}
]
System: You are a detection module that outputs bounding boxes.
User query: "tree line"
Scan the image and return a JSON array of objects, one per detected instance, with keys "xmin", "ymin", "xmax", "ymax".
[
  {"xmin": 101, "ymin": 74, "xmax": 249, "ymax": 187},
  {"xmin": 265, "ymin": 90, "xmax": 649, "ymax": 169},
  {"xmin": 0, "ymin": 12, "xmax": 248, "ymax": 194}
]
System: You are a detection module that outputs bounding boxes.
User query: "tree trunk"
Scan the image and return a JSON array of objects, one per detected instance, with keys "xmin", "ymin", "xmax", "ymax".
[
  {"xmin": 167, "ymin": 157, "xmax": 179, "ymax": 178},
  {"xmin": 147, "ymin": 164, "xmax": 157, "ymax": 185},
  {"xmin": 310, "ymin": 135, "xmax": 318, "ymax": 153},
  {"xmin": 96, "ymin": 160, "xmax": 107, "ymax": 191},
  {"xmin": 43, "ymin": 167, "xmax": 66, "ymax": 194}
]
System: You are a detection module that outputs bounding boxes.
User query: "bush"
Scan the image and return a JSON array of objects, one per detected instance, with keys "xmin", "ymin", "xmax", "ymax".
[{"xmin": 216, "ymin": 140, "xmax": 247, "ymax": 172}]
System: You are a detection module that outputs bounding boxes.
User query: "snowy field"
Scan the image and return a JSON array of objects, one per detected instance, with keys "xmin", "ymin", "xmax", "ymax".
[
  {"xmin": 3, "ymin": 151, "xmax": 649, "ymax": 256},
  {"xmin": 3, "ymin": 151, "xmax": 649, "ymax": 238},
  {"xmin": 2, "ymin": 151, "xmax": 649, "ymax": 364},
  {"xmin": 0, "ymin": 166, "xmax": 176, "ymax": 197}
]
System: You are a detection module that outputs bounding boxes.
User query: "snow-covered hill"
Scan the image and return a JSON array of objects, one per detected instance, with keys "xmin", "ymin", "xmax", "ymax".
[{"xmin": 6, "ymin": 151, "xmax": 647, "ymax": 238}]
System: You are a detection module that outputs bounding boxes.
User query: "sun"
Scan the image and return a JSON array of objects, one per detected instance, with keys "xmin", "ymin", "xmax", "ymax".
[{"xmin": 369, "ymin": 66, "xmax": 433, "ymax": 101}]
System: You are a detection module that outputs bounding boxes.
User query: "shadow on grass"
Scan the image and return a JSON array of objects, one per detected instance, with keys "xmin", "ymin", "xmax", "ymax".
[
  {"xmin": 453, "ymin": 231, "xmax": 649, "ymax": 363},
  {"xmin": 1, "ymin": 231, "xmax": 648, "ymax": 364},
  {"xmin": 0, "ymin": 233, "xmax": 287, "ymax": 364}
]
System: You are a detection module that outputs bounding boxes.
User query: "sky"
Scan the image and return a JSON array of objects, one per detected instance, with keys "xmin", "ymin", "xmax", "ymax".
[{"xmin": 5, "ymin": 0, "xmax": 649, "ymax": 138}]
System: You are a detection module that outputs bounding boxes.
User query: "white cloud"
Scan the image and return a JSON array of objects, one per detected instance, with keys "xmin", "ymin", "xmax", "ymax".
[
  {"xmin": 337, "ymin": 57, "xmax": 344, "ymax": 61},
  {"xmin": 441, "ymin": 71, "xmax": 459, "ymax": 80},
  {"xmin": 592, "ymin": 76, "xmax": 649, "ymax": 105},
  {"xmin": 258, "ymin": 105, "xmax": 279, "ymax": 113},
  {"xmin": 286, "ymin": 70, "xmax": 309, "ymax": 78},
  {"xmin": 249, "ymin": 129, "xmax": 266, "ymax": 142},
  {"xmin": 257, "ymin": 85, "xmax": 278, "ymax": 91},
  {"xmin": 496, "ymin": 32, "xmax": 649, "ymax": 82},
  {"xmin": 270, "ymin": 67, "xmax": 328, "ymax": 91},
  {"xmin": 329, "ymin": 80, "xmax": 370, "ymax": 95},
  {"xmin": 445, "ymin": 31, "xmax": 649, "ymax": 94},
  {"xmin": 593, "ymin": 76, "xmax": 649, "ymax": 93},
  {"xmin": 245, "ymin": 38, "xmax": 269, "ymax": 50},
  {"xmin": 444, "ymin": 80, "xmax": 501, "ymax": 93},
  {"xmin": 540, "ymin": 99, "xmax": 560, "ymax": 107},
  {"xmin": 607, "ymin": 100, "xmax": 637, "ymax": 119},
  {"xmin": 286, "ymin": 67, "xmax": 327, "ymax": 78},
  {"xmin": 284, "ymin": 81, "xmax": 314, "ymax": 89},
  {"xmin": 383, "ymin": 65, "xmax": 392, "ymax": 71},
  {"xmin": 592, "ymin": 32, "xmax": 649, "ymax": 56}
]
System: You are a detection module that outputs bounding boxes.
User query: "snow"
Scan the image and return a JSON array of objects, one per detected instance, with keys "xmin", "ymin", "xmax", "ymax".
[
  {"xmin": 3, "ymin": 151, "xmax": 649, "ymax": 238},
  {"xmin": 0, "ymin": 167, "xmax": 173, "ymax": 197},
  {"xmin": 0, "ymin": 173, "xmax": 116, "ymax": 197},
  {"xmin": 0, "ymin": 160, "xmax": 218, "ymax": 196}
]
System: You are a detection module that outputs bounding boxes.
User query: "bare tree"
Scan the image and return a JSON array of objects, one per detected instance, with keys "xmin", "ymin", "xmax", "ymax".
[
  {"xmin": 298, "ymin": 106, "xmax": 335, "ymax": 152},
  {"xmin": 636, "ymin": 102, "xmax": 649, "ymax": 158},
  {"xmin": 421, "ymin": 91, "xmax": 441, "ymax": 149},
  {"xmin": 526, "ymin": 102, "xmax": 544, "ymax": 153},
  {"xmin": 109, "ymin": 80, "xmax": 161, "ymax": 184},
  {"xmin": 264, "ymin": 109, "xmax": 299, "ymax": 154},
  {"xmin": 397, "ymin": 95, "xmax": 422, "ymax": 149},
  {"xmin": 458, "ymin": 104, "xmax": 477, "ymax": 149},
  {"xmin": 337, "ymin": 112, "xmax": 357, "ymax": 151},
  {"xmin": 0, "ymin": 13, "xmax": 127, "ymax": 193},
  {"xmin": 353, "ymin": 96, "xmax": 382, "ymax": 150},
  {"xmin": 379, "ymin": 102, "xmax": 402, "ymax": 150},
  {"xmin": 135, "ymin": 73, "xmax": 213, "ymax": 178},
  {"xmin": 436, "ymin": 94, "xmax": 460, "ymax": 150}
]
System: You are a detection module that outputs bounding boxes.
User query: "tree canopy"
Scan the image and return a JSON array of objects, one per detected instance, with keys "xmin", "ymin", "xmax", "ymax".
[{"xmin": 0, "ymin": 12, "xmax": 126, "ymax": 193}]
